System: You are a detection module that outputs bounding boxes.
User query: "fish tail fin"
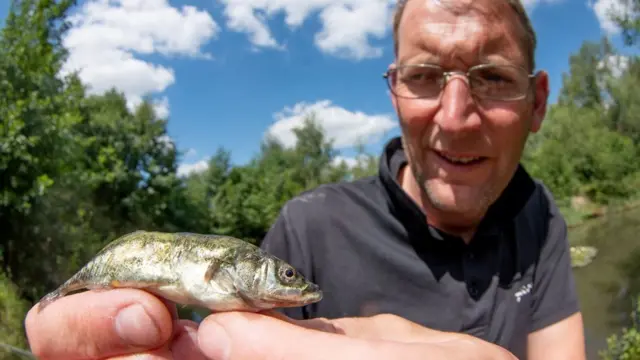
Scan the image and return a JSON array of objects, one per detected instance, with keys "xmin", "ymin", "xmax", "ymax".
[{"xmin": 37, "ymin": 276, "xmax": 88, "ymax": 313}]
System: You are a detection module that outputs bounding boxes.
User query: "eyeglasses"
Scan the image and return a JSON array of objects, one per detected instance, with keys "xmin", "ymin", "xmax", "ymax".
[{"xmin": 383, "ymin": 63, "xmax": 536, "ymax": 101}]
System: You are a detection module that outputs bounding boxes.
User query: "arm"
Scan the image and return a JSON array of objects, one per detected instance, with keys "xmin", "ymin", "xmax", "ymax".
[
  {"xmin": 528, "ymin": 312, "xmax": 585, "ymax": 360},
  {"xmin": 527, "ymin": 187, "xmax": 586, "ymax": 360}
]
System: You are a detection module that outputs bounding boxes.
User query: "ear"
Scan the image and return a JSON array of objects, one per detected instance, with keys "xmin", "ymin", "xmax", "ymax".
[
  {"xmin": 386, "ymin": 63, "xmax": 399, "ymax": 112},
  {"xmin": 529, "ymin": 70, "xmax": 549, "ymax": 133}
]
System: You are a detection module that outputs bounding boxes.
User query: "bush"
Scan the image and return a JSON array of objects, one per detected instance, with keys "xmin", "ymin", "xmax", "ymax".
[
  {"xmin": 600, "ymin": 295, "xmax": 640, "ymax": 360},
  {"xmin": 0, "ymin": 268, "xmax": 31, "ymax": 360}
]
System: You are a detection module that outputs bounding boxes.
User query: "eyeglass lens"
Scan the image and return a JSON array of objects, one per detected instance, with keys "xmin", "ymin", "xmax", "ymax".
[{"xmin": 388, "ymin": 64, "xmax": 530, "ymax": 100}]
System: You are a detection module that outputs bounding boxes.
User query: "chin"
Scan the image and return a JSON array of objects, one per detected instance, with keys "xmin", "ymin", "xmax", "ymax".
[{"xmin": 423, "ymin": 178, "xmax": 493, "ymax": 218}]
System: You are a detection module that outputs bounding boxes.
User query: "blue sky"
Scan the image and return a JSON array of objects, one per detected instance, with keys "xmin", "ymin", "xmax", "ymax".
[{"xmin": 0, "ymin": 0, "xmax": 635, "ymax": 175}]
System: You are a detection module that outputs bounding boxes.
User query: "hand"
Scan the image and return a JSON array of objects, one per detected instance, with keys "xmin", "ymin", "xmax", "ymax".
[
  {"xmin": 25, "ymin": 288, "xmax": 516, "ymax": 360},
  {"xmin": 25, "ymin": 288, "xmax": 208, "ymax": 360},
  {"xmin": 196, "ymin": 311, "xmax": 518, "ymax": 360}
]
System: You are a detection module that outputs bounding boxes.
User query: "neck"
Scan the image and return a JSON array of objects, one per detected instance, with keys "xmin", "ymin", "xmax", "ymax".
[{"xmin": 397, "ymin": 165, "xmax": 480, "ymax": 243}]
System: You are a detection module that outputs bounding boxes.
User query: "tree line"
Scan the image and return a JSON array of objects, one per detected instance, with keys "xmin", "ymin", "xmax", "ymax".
[{"xmin": 1, "ymin": 0, "xmax": 639, "ymax": 357}]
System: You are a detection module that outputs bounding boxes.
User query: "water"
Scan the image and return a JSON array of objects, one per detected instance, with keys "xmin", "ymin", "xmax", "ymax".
[{"xmin": 569, "ymin": 205, "xmax": 640, "ymax": 359}]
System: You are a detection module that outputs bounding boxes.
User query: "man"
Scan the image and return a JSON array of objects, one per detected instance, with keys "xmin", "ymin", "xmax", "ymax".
[
  {"xmin": 23, "ymin": 0, "xmax": 585, "ymax": 359},
  {"xmin": 260, "ymin": 0, "xmax": 586, "ymax": 358}
]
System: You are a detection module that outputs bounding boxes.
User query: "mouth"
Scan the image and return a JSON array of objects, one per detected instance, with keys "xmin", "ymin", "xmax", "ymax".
[
  {"xmin": 302, "ymin": 289, "xmax": 323, "ymax": 303},
  {"xmin": 433, "ymin": 149, "xmax": 488, "ymax": 168},
  {"xmin": 302, "ymin": 283, "xmax": 323, "ymax": 303}
]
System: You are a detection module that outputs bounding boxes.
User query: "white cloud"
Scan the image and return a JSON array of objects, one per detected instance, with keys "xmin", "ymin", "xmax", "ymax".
[
  {"xmin": 184, "ymin": 148, "xmax": 198, "ymax": 158},
  {"xmin": 60, "ymin": 0, "xmax": 219, "ymax": 115},
  {"xmin": 314, "ymin": 1, "xmax": 391, "ymax": 59},
  {"xmin": 152, "ymin": 96, "xmax": 170, "ymax": 119},
  {"xmin": 588, "ymin": 0, "xmax": 634, "ymax": 34},
  {"xmin": 218, "ymin": 0, "xmax": 394, "ymax": 60},
  {"xmin": 266, "ymin": 100, "xmax": 397, "ymax": 149},
  {"xmin": 177, "ymin": 159, "xmax": 209, "ymax": 177},
  {"xmin": 599, "ymin": 54, "xmax": 630, "ymax": 77},
  {"xmin": 332, "ymin": 155, "xmax": 361, "ymax": 168},
  {"xmin": 156, "ymin": 134, "xmax": 176, "ymax": 155},
  {"xmin": 216, "ymin": 0, "xmax": 569, "ymax": 60}
]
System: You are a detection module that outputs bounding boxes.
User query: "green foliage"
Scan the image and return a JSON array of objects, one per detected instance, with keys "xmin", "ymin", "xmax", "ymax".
[
  {"xmin": 600, "ymin": 295, "xmax": 640, "ymax": 360},
  {"xmin": 0, "ymin": 267, "xmax": 30, "ymax": 360},
  {"xmin": 523, "ymin": 36, "xmax": 640, "ymax": 205},
  {"xmin": 609, "ymin": 0, "xmax": 640, "ymax": 47},
  {"xmin": 0, "ymin": 0, "xmax": 81, "ymax": 216},
  {"xmin": 204, "ymin": 116, "xmax": 356, "ymax": 243},
  {"xmin": 523, "ymin": 104, "xmax": 638, "ymax": 203}
]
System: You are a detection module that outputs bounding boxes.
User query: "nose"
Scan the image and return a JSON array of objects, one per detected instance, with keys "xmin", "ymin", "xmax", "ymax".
[{"xmin": 433, "ymin": 75, "xmax": 481, "ymax": 133}]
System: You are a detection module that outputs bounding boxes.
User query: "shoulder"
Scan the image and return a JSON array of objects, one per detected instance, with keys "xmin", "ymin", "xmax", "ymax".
[
  {"xmin": 279, "ymin": 175, "xmax": 386, "ymax": 225},
  {"xmin": 511, "ymin": 169, "xmax": 566, "ymax": 244},
  {"xmin": 531, "ymin": 179, "xmax": 567, "ymax": 240},
  {"xmin": 260, "ymin": 175, "xmax": 388, "ymax": 270},
  {"xmin": 261, "ymin": 174, "xmax": 390, "ymax": 256},
  {"xmin": 534, "ymin": 179, "xmax": 563, "ymax": 217}
]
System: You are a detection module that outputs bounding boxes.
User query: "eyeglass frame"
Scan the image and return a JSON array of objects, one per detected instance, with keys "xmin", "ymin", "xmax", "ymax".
[{"xmin": 382, "ymin": 62, "xmax": 538, "ymax": 101}]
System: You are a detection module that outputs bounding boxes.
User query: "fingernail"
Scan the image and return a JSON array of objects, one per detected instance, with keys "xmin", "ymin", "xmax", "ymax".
[
  {"xmin": 115, "ymin": 304, "xmax": 161, "ymax": 347},
  {"xmin": 198, "ymin": 319, "xmax": 230, "ymax": 360}
]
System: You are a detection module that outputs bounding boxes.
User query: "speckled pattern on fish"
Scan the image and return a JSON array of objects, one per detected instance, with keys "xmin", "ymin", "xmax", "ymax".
[{"xmin": 37, "ymin": 231, "xmax": 322, "ymax": 313}]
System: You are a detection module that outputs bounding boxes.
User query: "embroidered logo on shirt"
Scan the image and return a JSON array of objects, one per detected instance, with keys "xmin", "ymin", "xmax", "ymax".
[{"xmin": 515, "ymin": 283, "xmax": 532, "ymax": 303}]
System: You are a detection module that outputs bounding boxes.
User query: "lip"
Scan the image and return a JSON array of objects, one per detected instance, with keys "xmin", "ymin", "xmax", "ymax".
[
  {"xmin": 431, "ymin": 148, "xmax": 490, "ymax": 174},
  {"xmin": 433, "ymin": 149, "xmax": 487, "ymax": 159},
  {"xmin": 302, "ymin": 289, "xmax": 323, "ymax": 304}
]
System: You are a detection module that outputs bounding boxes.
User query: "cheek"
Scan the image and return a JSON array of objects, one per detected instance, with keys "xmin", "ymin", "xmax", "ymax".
[
  {"xmin": 397, "ymin": 99, "xmax": 438, "ymax": 139},
  {"xmin": 482, "ymin": 108, "xmax": 531, "ymax": 162}
]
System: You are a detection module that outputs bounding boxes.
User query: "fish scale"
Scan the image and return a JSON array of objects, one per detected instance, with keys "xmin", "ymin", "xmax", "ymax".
[{"xmin": 37, "ymin": 230, "xmax": 323, "ymax": 313}]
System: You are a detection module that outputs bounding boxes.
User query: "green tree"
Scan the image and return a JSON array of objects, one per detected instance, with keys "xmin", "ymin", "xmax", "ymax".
[
  {"xmin": 609, "ymin": 0, "xmax": 640, "ymax": 47},
  {"xmin": 600, "ymin": 295, "xmax": 640, "ymax": 360}
]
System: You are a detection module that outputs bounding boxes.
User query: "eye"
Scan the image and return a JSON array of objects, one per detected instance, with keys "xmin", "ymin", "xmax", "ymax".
[
  {"xmin": 285, "ymin": 268, "xmax": 295, "ymax": 278},
  {"xmin": 280, "ymin": 266, "xmax": 296, "ymax": 280}
]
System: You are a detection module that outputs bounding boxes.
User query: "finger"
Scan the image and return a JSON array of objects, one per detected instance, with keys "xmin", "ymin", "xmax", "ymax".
[
  {"xmin": 158, "ymin": 298, "xmax": 179, "ymax": 322},
  {"xmin": 196, "ymin": 311, "xmax": 511, "ymax": 360},
  {"xmin": 329, "ymin": 314, "xmax": 463, "ymax": 343},
  {"xmin": 258, "ymin": 310, "xmax": 340, "ymax": 333},
  {"xmin": 170, "ymin": 320, "xmax": 208, "ymax": 360},
  {"xmin": 107, "ymin": 320, "xmax": 207, "ymax": 360},
  {"xmin": 25, "ymin": 288, "xmax": 175, "ymax": 360},
  {"xmin": 103, "ymin": 346, "xmax": 173, "ymax": 360},
  {"xmin": 261, "ymin": 311, "xmax": 457, "ymax": 343}
]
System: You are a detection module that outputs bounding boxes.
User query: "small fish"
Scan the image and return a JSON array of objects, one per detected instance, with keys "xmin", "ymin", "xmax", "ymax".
[{"xmin": 37, "ymin": 230, "xmax": 322, "ymax": 312}]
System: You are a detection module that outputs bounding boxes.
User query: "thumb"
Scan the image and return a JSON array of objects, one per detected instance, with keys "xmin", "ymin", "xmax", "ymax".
[{"xmin": 196, "ymin": 312, "xmax": 469, "ymax": 360}]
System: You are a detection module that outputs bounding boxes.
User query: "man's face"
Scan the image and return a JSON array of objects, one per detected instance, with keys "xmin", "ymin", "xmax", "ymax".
[{"xmin": 390, "ymin": 0, "xmax": 549, "ymax": 228}]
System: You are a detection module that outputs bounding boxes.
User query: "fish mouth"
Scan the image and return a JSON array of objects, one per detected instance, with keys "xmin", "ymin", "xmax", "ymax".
[
  {"xmin": 264, "ymin": 283, "xmax": 323, "ymax": 308},
  {"xmin": 301, "ymin": 283, "xmax": 323, "ymax": 303},
  {"xmin": 304, "ymin": 291, "xmax": 323, "ymax": 303}
]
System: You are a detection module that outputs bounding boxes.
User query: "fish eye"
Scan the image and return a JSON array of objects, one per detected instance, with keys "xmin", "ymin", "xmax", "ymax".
[
  {"xmin": 279, "ymin": 266, "xmax": 296, "ymax": 281},
  {"xmin": 285, "ymin": 268, "xmax": 294, "ymax": 278}
]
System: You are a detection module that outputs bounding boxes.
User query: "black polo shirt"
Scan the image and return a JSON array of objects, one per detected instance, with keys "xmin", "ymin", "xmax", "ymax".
[{"xmin": 260, "ymin": 136, "xmax": 580, "ymax": 359}]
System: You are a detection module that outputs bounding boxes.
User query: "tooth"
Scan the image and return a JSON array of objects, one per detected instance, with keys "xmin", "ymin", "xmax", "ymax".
[{"xmin": 443, "ymin": 155, "xmax": 480, "ymax": 164}]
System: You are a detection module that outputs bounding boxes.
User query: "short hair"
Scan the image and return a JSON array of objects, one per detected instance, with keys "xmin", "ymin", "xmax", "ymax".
[{"xmin": 391, "ymin": 0, "xmax": 537, "ymax": 71}]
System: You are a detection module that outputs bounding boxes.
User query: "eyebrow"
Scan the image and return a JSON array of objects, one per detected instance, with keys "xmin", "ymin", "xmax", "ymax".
[{"xmin": 397, "ymin": 35, "xmax": 524, "ymax": 69}]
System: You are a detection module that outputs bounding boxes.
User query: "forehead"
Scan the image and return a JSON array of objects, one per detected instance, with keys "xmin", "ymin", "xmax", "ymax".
[{"xmin": 396, "ymin": 0, "xmax": 526, "ymax": 67}]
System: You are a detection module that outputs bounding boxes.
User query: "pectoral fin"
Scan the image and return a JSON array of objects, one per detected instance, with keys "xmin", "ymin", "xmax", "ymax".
[{"xmin": 204, "ymin": 261, "xmax": 221, "ymax": 283}]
